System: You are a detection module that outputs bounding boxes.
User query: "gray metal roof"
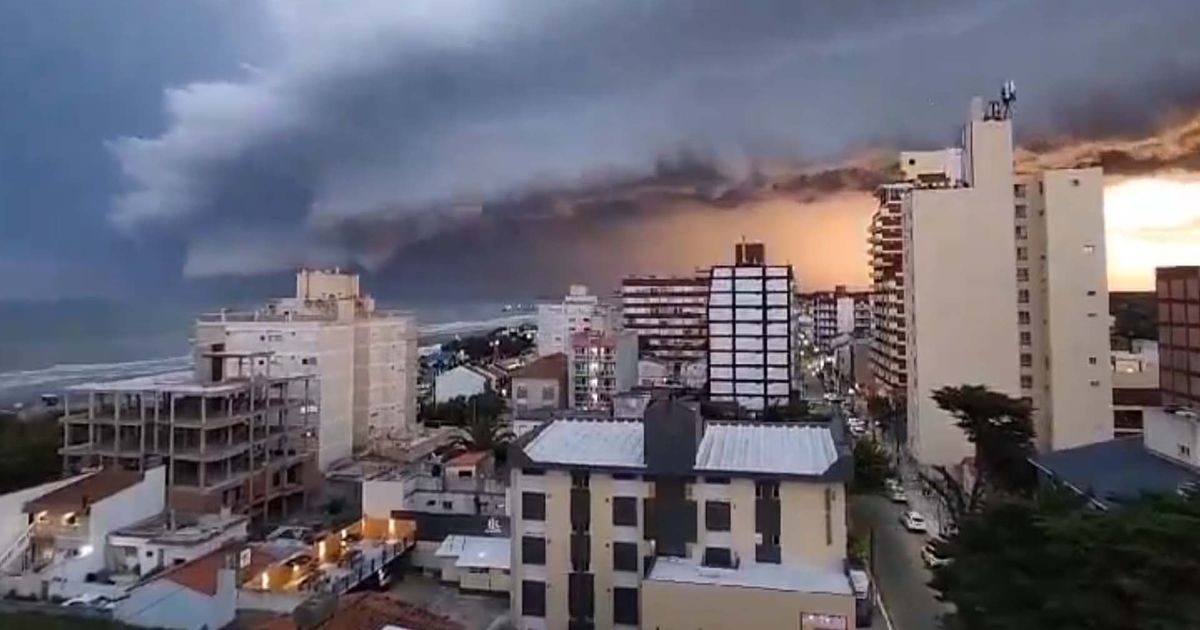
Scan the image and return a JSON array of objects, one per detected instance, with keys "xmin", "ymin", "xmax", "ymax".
[{"xmin": 1034, "ymin": 436, "xmax": 1200, "ymax": 507}]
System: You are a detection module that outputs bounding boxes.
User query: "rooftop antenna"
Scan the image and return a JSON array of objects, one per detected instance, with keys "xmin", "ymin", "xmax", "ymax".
[{"xmin": 1000, "ymin": 80, "xmax": 1017, "ymax": 119}]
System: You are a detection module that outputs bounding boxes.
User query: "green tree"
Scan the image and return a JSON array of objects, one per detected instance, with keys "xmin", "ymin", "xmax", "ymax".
[
  {"xmin": 453, "ymin": 413, "xmax": 515, "ymax": 459},
  {"xmin": 0, "ymin": 413, "xmax": 63, "ymax": 493},
  {"xmin": 932, "ymin": 490, "xmax": 1200, "ymax": 629},
  {"xmin": 866, "ymin": 393, "xmax": 906, "ymax": 449},
  {"xmin": 931, "ymin": 385, "xmax": 1035, "ymax": 495},
  {"xmin": 850, "ymin": 438, "xmax": 893, "ymax": 494}
]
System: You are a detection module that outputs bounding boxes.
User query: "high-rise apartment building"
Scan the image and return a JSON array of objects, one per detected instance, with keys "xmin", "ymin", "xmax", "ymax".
[
  {"xmin": 902, "ymin": 94, "xmax": 1112, "ymax": 466},
  {"xmin": 566, "ymin": 330, "xmax": 638, "ymax": 410},
  {"xmin": 707, "ymin": 243, "xmax": 795, "ymax": 413},
  {"xmin": 536, "ymin": 285, "xmax": 613, "ymax": 357},
  {"xmin": 196, "ymin": 269, "xmax": 417, "ymax": 470},
  {"xmin": 508, "ymin": 396, "xmax": 856, "ymax": 630},
  {"xmin": 619, "ymin": 274, "xmax": 709, "ymax": 371},
  {"xmin": 1158, "ymin": 266, "xmax": 1200, "ymax": 408},
  {"xmin": 802, "ymin": 286, "xmax": 871, "ymax": 351}
]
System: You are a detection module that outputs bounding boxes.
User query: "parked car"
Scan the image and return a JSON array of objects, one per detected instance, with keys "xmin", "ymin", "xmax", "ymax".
[
  {"xmin": 889, "ymin": 488, "xmax": 909, "ymax": 504},
  {"xmin": 884, "ymin": 478, "xmax": 902, "ymax": 493},
  {"xmin": 921, "ymin": 541, "xmax": 952, "ymax": 569},
  {"xmin": 62, "ymin": 593, "xmax": 120, "ymax": 610},
  {"xmin": 900, "ymin": 510, "xmax": 928, "ymax": 533},
  {"xmin": 848, "ymin": 568, "xmax": 874, "ymax": 627}
]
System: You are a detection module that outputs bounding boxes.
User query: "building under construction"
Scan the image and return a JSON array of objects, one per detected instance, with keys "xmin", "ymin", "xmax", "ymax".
[{"xmin": 59, "ymin": 346, "xmax": 318, "ymax": 520}]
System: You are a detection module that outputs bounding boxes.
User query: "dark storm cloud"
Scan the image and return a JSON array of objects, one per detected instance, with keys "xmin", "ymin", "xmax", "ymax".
[{"xmin": 110, "ymin": 0, "xmax": 1200, "ymax": 279}]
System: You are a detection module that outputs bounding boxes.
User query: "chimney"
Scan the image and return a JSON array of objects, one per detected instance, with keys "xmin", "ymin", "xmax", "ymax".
[{"xmin": 735, "ymin": 242, "xmax": 766, "ymax": 266}]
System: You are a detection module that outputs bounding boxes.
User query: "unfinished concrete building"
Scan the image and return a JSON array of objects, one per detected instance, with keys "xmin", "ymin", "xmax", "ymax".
[{"xmin": 59, "ymin": 348, "xmax": 318, "ymax": 520}]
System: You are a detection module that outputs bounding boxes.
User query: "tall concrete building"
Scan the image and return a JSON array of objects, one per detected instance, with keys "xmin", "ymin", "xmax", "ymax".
[
  {"xmin": 1157, "ymin": 266, "xmax": 1200, "ymax": 408},
  {"xmin": 196, "ymin": 269, "xmax": 417, "ymax": 470},
  {"xmin": 508, "ymin": 396, "xmax": 857, "ymax": 630},
  {"xmin": 902, "ymin": 93, "xmax": 1112, "ymax": 466},
  {"xmin": 619, "ymin": 274, "xmax": 709, "ymax": 372},
  {"xmin": 707, "ymin": 243, "xmax": 795, "ymax": 413},
  {"xmin": 802, "ymin": 286, "xmax": 871, "ymax": 352},
  {"xmin": 536, "ymin": 285, "xmax": 613, "ymax": 357},
  {"xmin": 567, "ymin": 330, "xmax": 638, "ymax": 411}
]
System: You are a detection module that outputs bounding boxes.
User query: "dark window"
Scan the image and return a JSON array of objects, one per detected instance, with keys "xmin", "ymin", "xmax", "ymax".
[
  {"xmin": 613, "ymin": 542, "xmax": 639, "ymax": 572},
  {"xmin": 523, "ymin": 468, "xmax": 545, "ymax": 476},
  {"xmin": 568, "ymin": 572, "xmax": 595, "ymax": 618},
  {"xmin": 702, "ymin": 546, "xmax": 734, "ymax": 568},
  {"xmin": 522, "ymin": 580, "xmax": 546, "ymax": 617},
  {"xmin": 705, "ymin": 501, "xmax": 731, "ymax": 532},
  {"xmin": 755, "ymin": 543, "xmax": 781, "ymax": 564},
  {"xmin": 572, "ymin": 471, "xmax": 590, "ymax": 488},
  {"xmin": 613, "ymin": 587, "xmax": 639, "ymax": 625},
  {"xmin": 755, "ymin": 481, "xmax": 780, "ymax": 500},
  {"xmin": 704, "ymin": 476, "xmax": 730, "ymax": 485},
  {"xmin": 522, "ymin": 536, "xmax": 546, "ymax": 566},
  {"xmin": 611, "ymin": 472, "xmax": 638, "ymax": 481},
  {"xmin": 442, "ymin": 501, "xmax": 453, "ymax": 510},
  {"xmin": 570, "ymin": 533, "xmax": 590, "ymax": 571},
  {"xmin": 522, "ymin": 492, "xmax": 545, "ymax": 521},
  {"xmin": 642, "ymin": 498, "xmax": 657, "ymax": 540},
  {"xmin": 612, "ymin": 497, "xmax": 638, "ymax": 527}
]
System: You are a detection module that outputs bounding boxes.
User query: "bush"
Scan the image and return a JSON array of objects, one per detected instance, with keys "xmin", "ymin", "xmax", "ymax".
[{"xmin": 851, "ymin": 438, "xmax": 893, "ymax": 494}]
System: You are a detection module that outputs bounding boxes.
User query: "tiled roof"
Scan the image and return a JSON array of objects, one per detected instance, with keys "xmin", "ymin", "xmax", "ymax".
[
  {"xmin": 694, "ymin": 423, "xmax": 839, "ymax": 476},
  {"xmin": 158, "ymin": 547, "xmax": 229, "ymax": 596},
  {"xmin": 25, "ymin": 468, "xmax": 144, "ymax": 513},
  {"xmin": 509, "ymin": 353, "xmax": 567, "ymax": 380},
  {"xmin": 445, "ymin": 450, "xmax": 490, "ymax": 468},
  {"xmin": 524, "ymin": 420, "xmax": 644, "ymax": 468},
  {"xmin": 256, "ymin": 592, "xmax": 463, "ymax": 630}
]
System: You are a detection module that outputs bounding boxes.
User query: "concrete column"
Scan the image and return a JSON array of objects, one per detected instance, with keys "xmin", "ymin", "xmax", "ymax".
[
  {"xmin": 139, "ymin": 394, "xmax": 147, "ymax": 471},
  {"xmin": 169, "ymin": 396, "xmax": 176, "ymax": 488}
]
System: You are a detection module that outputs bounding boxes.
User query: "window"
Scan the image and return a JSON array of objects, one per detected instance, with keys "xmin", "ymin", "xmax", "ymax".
[
  {"xmin": 1017, "ymin": 247, "xmax": 1028, "ymax": 261},
  {"xmin": 611, "ymin": 472, "xmax": 638, "ymax": 481},
  {"xmin": 515, "ymin": 385, "xmax": 528, "ymax": 400},
  {"xmin": 755, "ymin": 481, "xmax": 780, "ymax": 500},
  {"xmin": 1017, "ymin": 268, "xmax": 1029, "ymax": 282},
  {"xmin": 1018, "ymin": 289, "xmax": 1030, "ymax": 304},
  {"xmin": 522, "ymin": 536, "xmax": 546, "ymax": 565},
  {"xmin": 521, "ymin": 580, "xmax": 546, "ymax": 617},
  {"xmin": 1089, "ymin": 380, "xmax": 1101, "ymax": 387},
  {"xmin": 824, "ymin": 488, "xmax": 834, "ymax": 545},
  {"xmin": 1083, "ymin": 244, "xmax": 1096, "ymax": 254},
  {"xmin": 1018, "ymin": 311, "xmax": 1031, "ymax": 325},
  {"xmin": 457, "ymin": 470, "xmax": 472, "ymax": 478},
  {"xmin": 1020, "ymin": 353, "xmax": 1033, "ymax": 368},
  {"xmin": 613, "ymin": 587, "xmax": 640, "ymax": 625},
  {"xmin": 1015, "ymin": 204, "xmax": 1027, "ymax": 218},
  {"xmin": 704, "ymin": 476, "xmax": 730, "ymax": 485},
  {"xmin": 568, "ymin": 572, "xmax": 594, "ymax": 618},
  {"xmin": 442, "ymin": 501, "xmax": 453, "ymax": 510},
  {"xmin": 522, "ymin": 468, "xmax": 545, "ymax": 476},
  {"xmin": 613, "ymin": 542, "xmax": 639, "ymax": 572},
  {"xmin": 1020, "ymin": 375, "xmax": 1033, "ymax": 388},
  {"xmin": 612, "ymin": 496, "xmax": 638, "ymax": 527},
  {"xmin": 1180, "ymin": 444, "xmax": 1192, "ymax": 458},
  {"xmin": 1015, "ymin": 225, "xmax": 1028, "ymax": 240},
  {"xmin": 571, "ymin": 472, "xmax": 590, "ymax": 489},
  {"xmin": 1086, "ymin": 290, "xmax": 1097, "ymax": 296},
  {"xmin": 702, "ymin": 547, "xmax": 734, "ymax": 568},
  {"xmin": 541, "ymin": 385, "xmax": 556, "ymax": 401},
  {"xmin": 1088, "ymin": 356, "xmax": 1098, "ymax": 365},
  {"xmin": 1020, "ymin": 331, "xmax": 1031, "ymax": 346},
  {"xmin": 522, "ymin": 492, "xmax": 546, "ymax": 521},
  {"xmin": 705, "ymin": 501, "xmax": 732, "ymax": 532},
  {"xmin": 1014, "ymin": 183, "xmax": 1027, "ymax": 198}
]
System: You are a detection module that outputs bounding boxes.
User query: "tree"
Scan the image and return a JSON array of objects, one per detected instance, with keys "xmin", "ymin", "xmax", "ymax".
[
  {"xmin": 0, "ymin": 413, "xmax": 63, "ymax": 493},
  {"xmin": 931, "ymin": 490, "xmax": 1200, "ymax": 629},
  {"xmin": 931, "ymin": 385, "xmax": 1035, "ymax": 495},
  {"xmin": 850, "ymin": 438, "xmax": 893, "ymax": 494},
  {"xmin": 865, "ymin": 393, "xmax": 906, "ymax": 450},
  {"xmin": 453, "ymin": 412, "xmax": 515, "ymax": 460}
]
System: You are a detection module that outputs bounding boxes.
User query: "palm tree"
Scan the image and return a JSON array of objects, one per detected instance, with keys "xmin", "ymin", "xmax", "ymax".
[{"xmin": 453, "ymin": 413, "xmax": 515, "ymax": 456}]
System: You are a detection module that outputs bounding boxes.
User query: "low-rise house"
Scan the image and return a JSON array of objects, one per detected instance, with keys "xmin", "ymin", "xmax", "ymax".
[
  {"xmin": 108, "ymin": 509, "xmax": 249, "ymax": 578},
  {"xmin": 113, "ymin": 545, "xmax": 240, "ymax": 630},
  {"xmin": 435, "ymin": 365, "xmax": 507, "ymax": 403},
  {"xmin": 1034, "ymin": 406, "xmax": 1200, "ymax": 509},
  {"xmin": 433, "ymin": 534, "xmax": 511, "ymax": 594},
  {"xmin": 510, "ymin": 353, "xmax": 567, "ymax": 413},
  {"xmin": 255, "ymin": 592, "xmax": 464, "ymax": 630}
]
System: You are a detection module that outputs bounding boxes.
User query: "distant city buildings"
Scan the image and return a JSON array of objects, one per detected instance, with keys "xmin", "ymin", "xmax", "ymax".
[
  {"xmin": 801, "ymin": 286, "xmax": 871, "ymax": 352},
  {"xmin": 567, "ymin": 330, "xmax": 638, "ymax": 410},
  {"xmin": 434, "ymin": 364, "xmax": 507, "ymax": 403},
  {"xmin": 1157, "ymin": 266, "xmax": 1200, "ymax": 409},
  {"xmin": 535, "ymin": 285, "xmax": 613, "ymax": 357},
  {"xmin": 508, "ymin": 395, "xmax": 857, "ymax": 629},
  {"xmin": 707, "ymin": 242, "xmax": 795, "ymax": 413},
  {"xmin": 619, "ymin": 273, "xmax": 709, "ymax": 375},
  {"xmin": 196, "ymin": 269, "xmax": 417, "ymax": 469},
  {"xmin": 901, "ymin": 93, "xmax": 1112, "ymax": 466}
]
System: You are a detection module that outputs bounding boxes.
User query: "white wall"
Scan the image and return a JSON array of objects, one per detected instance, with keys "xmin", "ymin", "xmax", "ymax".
[
  {"xmin": 1042, "ymin": 168, "xmax": 1113, "ymax": 450},
  {"xmin": 361, "ymin": 478, "xmax": 408, "ymax": 519},
  {"xmin": 68, "ymin": 467, "xmax": 168, "ymax": 581},
  {"xmin": 115, "ymin": 569, "xmax": 237, "ymax": 630},
  {"xmin": 905, "ymin": 117, "xmax": 1021, "ymax": 466},
  {"xmin": 1143, "ymin": 408, "xmax": 1200, "ymax": 468},
  {"xmin": 0, "ymin": 473, "xmax": 89, "ymax": 569},
  {"xmin": 435, "ymin": 367, "xmax": 488, "ymax": 403}
]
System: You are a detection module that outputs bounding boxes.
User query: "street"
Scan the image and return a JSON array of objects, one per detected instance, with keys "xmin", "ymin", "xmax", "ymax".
[{"xmin": 852, "ymin": 495, "xmax": 949, "ymax": 630}]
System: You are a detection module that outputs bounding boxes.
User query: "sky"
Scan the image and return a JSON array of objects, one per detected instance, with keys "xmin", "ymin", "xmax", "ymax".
[{"xmin": 3, "ymin": 0, "xmax": 1200, "ymax": 302}]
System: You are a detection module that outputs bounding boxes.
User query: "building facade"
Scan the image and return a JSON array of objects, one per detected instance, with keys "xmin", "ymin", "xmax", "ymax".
[
  {"xmin": 508, "ymin": 397, "xmax": 856, "ymax": 630},
  {"xmin": 902, "ymin": 94, "xmax": 1113, "ymax": 466},
  {"xmin": 567, "ymin": 331, "xmax": 638, "ymax": 411},
  {"xmin": 619, "ymin": 274, "xmax": 709, "ymax": 374},
  {"xmin": 536, "ymin": 285, "xmax": 613, "ymax": 357},
  {"xmin": 510, "ymin": 353, "xmax": 568, "ymax": 413},
  {"xmin": 1158, "ymin": 266, "xmax": 1200, "ymax": 409},
  {"xmin": 707, "ymin": 243, "xmax": 795, "ymax": 413},
  {"xmin": 196, "ymin": 269, "xmax": 418, "ymax": 469},
  {"xmin": 1112, "ymin": 339, "xmax": 1160, "ymax": 437},
  {"xmin": 802, "ymin": 286, "xmax": 871, "ymax": 352}
]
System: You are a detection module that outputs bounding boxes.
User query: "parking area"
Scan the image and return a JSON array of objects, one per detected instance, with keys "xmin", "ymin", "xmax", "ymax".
[{"xmin": 388, "ymin": 573, "xmax": 510, "ymax": 630}]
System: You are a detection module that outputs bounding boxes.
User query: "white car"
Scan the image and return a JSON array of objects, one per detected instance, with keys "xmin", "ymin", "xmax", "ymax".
[
  {"xmin": 62, "ymin": 593, "xmax": 118, "ymax": 610},
  {"xmin": 900, "ymin": 511, "xmax": 928, "ymax": 533},
  {"xmin": 889, "ymin": 488, "xmax": 909, "ymax": 504}
]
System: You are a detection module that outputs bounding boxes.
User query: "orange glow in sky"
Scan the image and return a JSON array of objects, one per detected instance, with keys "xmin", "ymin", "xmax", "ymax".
[{"xmin": 1104, "ymin": 174, "xmax": 1200, "ymax": 290}]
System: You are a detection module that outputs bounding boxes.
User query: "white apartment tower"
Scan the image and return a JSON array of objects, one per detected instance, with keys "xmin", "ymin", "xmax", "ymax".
[
  {"xmin": 902, "ymin": 92, "xmax": 1111, "ymax": 466},
  {"xmin": 707, "ymin": 242, "xmax": 795, "ymax": 413},
  {"xmin": 536, "ymin": 285, "xmax": 613, "ymax": 357},
  {"xmin": 196, "ymin": 269, "xmax": 418, "ymax": 470}
]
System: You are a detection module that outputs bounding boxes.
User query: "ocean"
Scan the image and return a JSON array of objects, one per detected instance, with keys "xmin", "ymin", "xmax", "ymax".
[{"xmin": 0, "ymin": 299, "xmax": 535, "ymax": 406}]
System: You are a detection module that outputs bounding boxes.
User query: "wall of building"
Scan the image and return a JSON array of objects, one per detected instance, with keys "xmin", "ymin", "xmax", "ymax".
[
  {"xmin": 116, "ymin": 569, "xmax": 237, "ymax": 630},
  {"xmin": 353, "ymin": 316, "xmax": 417, "ymax": 445},
  {"xmin": 1040, "ymin": 168, "xmax": 1112, "ymax": 450},
  {"xmin": 0, "ymin": 474, "xmax": 89, "ymax": 568},
  {"xmin": 779, "ymin": 482, "xmax": 845, "ymax": 571},
  {"xmin": 78, "ymin": 467, "xmax": 167, "ymax": 581},
  {"xmin": 1143, "ymin": 408, "xmax": 1200, "ymax": 468},
  {"xmin": 641, "ymin": 580, "xmax": 856, "ymax": 630},
  {"xmin": 905, "ymin": 116, "xmax": 1022, "ymax": 466},
  {"xmin": 512, "ymin": 377, "xmax": 562, "ymax": 412}
]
